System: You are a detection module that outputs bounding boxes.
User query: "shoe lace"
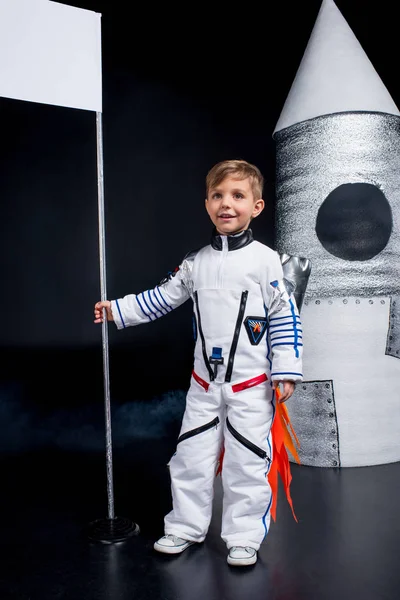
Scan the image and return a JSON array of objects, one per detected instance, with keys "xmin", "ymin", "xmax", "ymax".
[
  {"xmin": 231, "ymin": 546, "xmax": 254, "ymax": 555},
  {"xmin": 165, "ymin": 534, "xmax": 184, "ymax": 544}
]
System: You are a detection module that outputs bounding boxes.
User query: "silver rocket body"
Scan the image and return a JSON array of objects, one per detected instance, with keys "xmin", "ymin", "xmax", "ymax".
[{"xmin": 275, "ymin": 111, "xmax": 400, "ymax": 467}]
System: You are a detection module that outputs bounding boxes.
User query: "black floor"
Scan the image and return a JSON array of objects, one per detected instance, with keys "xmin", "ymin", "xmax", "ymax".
[{"xmin": 0, "ymin": 439, "xmax": 399, "ymax": 600}]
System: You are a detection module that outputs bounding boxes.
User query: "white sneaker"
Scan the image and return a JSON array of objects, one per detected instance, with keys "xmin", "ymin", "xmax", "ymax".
[
  {"xmin": 227, "ymin": 546, "xmax": 257, "ymax": 566},
  {"xmin": 154, "ymin": 534, "xmax": 195, "ymax": 555}
]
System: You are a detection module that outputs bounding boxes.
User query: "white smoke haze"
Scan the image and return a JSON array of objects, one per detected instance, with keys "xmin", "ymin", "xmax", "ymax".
[{"xmin": 0, "ymin": 384, "xmax": 186, "ymax": 453}]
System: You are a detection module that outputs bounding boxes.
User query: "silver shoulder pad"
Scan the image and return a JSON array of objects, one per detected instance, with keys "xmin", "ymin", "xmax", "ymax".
[
  {"xmin": 280, "ymin": 254, "xmax": 312, "ymax": 312},
  {"xmin": 180, "ymin": 249, "xmax": 200, "ymax": 298}
]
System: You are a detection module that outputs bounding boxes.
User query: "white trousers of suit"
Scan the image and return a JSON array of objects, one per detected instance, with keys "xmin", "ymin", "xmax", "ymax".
[{"xmin": 164, "ymin": 373, "xmax": 275, "ymax": 550}]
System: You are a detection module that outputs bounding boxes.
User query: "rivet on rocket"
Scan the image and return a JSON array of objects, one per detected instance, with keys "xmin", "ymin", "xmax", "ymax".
[{"xmin": 274, "ymin": 0, "xmax": 400, "ymax": 468}]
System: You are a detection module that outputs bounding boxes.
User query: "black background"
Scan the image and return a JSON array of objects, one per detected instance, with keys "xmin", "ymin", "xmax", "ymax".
[{"xmin": 0, "ymin": 0, "xmax": 398, "ymax": 450}]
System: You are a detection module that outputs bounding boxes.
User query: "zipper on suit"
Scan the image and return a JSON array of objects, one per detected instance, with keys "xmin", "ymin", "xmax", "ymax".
[
  {"xmin": 194, "ymin": 291, "xmax": 214, "ymax": 381},
  {"xmin": 177, "ymin": 417, "xmax": 220, "ymax": 444},
  {"xmin": 226, "ymin": 417, "xmax": 270, "ymax": 463},
  {"xmin": 225, "ymin": 290, "xmax": 248, "ymax": 382},
  {"xmin": 216, "ymin": 236, "xmax": 228, "ymax": 288}
]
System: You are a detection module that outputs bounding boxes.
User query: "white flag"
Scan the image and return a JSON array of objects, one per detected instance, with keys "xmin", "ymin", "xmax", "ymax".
[{"xmin": 0, "ymin": 0, "xmax": 102, "ymax": 112}]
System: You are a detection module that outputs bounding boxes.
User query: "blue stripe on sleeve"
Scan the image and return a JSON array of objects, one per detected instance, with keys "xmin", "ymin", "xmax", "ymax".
[
  {"xmin": 289, "ymin": 298, "xmax": 300, "ymax": 358},
  {"xmin": 271, "ymin": 342, "xmax": 303, "ymax": 348},
  {"xmin": 115, "ymin": 300, "xmax": 126, "ymax": 328},
  {"xmin": 264, "ymin": 304, "xmax": 272, "ymax": 372},
  {"xmin": 269, "ymin": 314, "xmax": 301, "ymax": 322},
  {"xmin": 141, "ymin": 292, "xmax": 157, "ymax": 320},
  {"xmin": 136, "ymin": 295, "xmax": 152, "ymax": 321},
  {"xmin": 156, "ymin": 286, "xmax": 173, "ymax": 311},
  {"xmin": 270, "ymin": 328, "xmax": 303, "ymax": 335},
  {"xmin": 151, "ymin": 289, "xmax": 168, "ymax": 315},
  {"xmin": 269, "ymin": 320, "xmax": 300, "ymax": 329},
  {"xmin": 271, "ymin": 371, "xmax": 303, "ymax": 377},
  {"xmin": 147, "ymin": 290, "xmax": 164, "ymax": 317},
  {"xmin": 270, "ymin": 335, "xmax": 303, "ymax": 342}
]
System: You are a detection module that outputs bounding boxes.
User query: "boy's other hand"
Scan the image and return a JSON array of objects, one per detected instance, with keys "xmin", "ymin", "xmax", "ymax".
[
  {"xmin": 272, "ymin": 380, "xmax": 295, "ymax": 403},
  {"xmin": 94, "ymin": 301, "xmax": 113, "ymax": 323}
]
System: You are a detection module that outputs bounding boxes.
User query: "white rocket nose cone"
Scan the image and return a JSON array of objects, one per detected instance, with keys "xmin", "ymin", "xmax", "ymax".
[{"xmin": 274, "ymin": 0, "xmax": 400, "ymax": 134}]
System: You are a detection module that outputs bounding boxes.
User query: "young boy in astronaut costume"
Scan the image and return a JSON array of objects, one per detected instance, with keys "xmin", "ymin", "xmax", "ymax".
[{"xmin": 94, "ymin": 160, "xmax": 303, "ymax": 567}]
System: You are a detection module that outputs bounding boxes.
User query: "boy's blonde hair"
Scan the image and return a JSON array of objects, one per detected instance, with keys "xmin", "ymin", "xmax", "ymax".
[{"xmin": 206, "ymin": 159, "xmax": 264, "ymax": 200}]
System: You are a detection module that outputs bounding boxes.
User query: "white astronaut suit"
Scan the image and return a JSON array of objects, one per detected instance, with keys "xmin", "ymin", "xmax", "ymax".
[{"xmin": 110, "ymin": 228, "xmax": 303, "ymax": 550}]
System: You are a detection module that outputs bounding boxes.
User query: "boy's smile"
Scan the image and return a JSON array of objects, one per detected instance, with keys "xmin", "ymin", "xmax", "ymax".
[{"xmin": 205, "ymin": 176, "xmax": 264, "ymax": 235}]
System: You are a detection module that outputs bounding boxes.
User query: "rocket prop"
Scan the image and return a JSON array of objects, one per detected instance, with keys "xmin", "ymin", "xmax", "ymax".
[{"xmin": 273, "ymin": 0, "xmax": 400, "ymax": 467}]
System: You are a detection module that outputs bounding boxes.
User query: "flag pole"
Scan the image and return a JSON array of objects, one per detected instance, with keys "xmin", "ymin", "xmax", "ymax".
[{"xmin": 86, "ymin": 111, "xmax": 139, "ymax": 543}]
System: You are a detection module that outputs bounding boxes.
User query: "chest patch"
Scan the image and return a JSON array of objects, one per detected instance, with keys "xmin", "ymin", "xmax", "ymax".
[{"xmin": 243, "ymin": 316, "xmax": 268, "ymax": 345}]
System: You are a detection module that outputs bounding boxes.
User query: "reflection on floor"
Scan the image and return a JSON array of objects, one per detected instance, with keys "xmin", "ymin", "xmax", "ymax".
[{"xmin": 0, "ymin": 441, "xmax": 399, "ymax": 600}]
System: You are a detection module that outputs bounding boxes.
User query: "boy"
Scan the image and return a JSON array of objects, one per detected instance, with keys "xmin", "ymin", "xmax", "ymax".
[{"xmin": 94, "ymin": 159, "xmax": 303, "ymax": 567}]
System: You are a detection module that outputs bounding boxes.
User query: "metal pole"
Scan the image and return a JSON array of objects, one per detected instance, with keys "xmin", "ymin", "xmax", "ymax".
[
  {"xmin": 87, "ymin": 111, "xmax": 138, "ymax": 542},
  {"xmin": 96, "ymin": 110, "xmax": 115, "ymax": 520}
]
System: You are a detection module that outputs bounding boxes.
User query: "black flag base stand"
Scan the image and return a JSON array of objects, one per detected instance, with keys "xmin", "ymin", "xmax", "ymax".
[{"xmin": 86, "ymin": 517, "xmax": 140, "ymax": 544}]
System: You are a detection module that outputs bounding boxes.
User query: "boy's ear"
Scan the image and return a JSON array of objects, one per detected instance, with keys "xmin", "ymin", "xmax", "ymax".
[{"xmin": 252, "ymin": 198, "xmax": 265, "ymax": 218}]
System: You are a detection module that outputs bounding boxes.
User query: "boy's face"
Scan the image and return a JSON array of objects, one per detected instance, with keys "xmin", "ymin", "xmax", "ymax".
[{"xmin": 205, "ymin": 176, "xmax": 264, "ymax": 235}]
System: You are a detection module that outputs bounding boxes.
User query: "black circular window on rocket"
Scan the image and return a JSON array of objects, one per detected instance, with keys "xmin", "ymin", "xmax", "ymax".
[{"xmin": 315, "ymin": 183, "xmax": 392, "ymax": 261}]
